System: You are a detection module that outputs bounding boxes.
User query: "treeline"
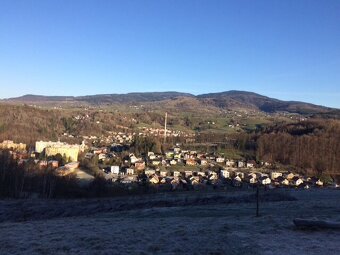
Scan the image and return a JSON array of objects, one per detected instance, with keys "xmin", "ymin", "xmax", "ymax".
[
  {"xmin": 0, "ymin": 150, "xmax": 81, "ymax": 198},
  {"xmin": 256, "ymin": 120, "xmax": 340, "ymax": 176},
  {"xmin": 0, "ymin": 150, "xmax": 157, "ymax": 199}
]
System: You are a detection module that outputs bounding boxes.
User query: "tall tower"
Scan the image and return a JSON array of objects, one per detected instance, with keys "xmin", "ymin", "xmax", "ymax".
[{"xmin": 164, "ymin": 112, "xmax": 167, "ymax": 143}]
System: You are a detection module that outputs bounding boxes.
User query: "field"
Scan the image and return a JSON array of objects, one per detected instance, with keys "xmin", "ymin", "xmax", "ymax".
[{"xmin": 0, "ymin": 189, "xmax": 339, "ymax": 254}]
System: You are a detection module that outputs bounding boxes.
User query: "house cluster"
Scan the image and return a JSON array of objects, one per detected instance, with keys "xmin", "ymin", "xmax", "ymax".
[
  {"xmin": 224, "ymin": 171, "xmax": 325, "ymax": 189},
  {"xmin": 137, "ymin": 127, "xmax": 195, "ymax": 138},
  {"xmin": 0, "ymin": 140, "xmax": 86, "ymax": 170},
  {"xmin": 0, "ymin": 139, "xmax": 337, "ymax": 191},
  {"xmin": 89, "ymin": 144, "xmax": 330, "ymax": 190}
]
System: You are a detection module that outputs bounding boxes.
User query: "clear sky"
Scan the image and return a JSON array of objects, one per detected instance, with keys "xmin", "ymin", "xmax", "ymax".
[{"xmin": 0, "ymin": 0, "xmax": 339, "ymax": 107}]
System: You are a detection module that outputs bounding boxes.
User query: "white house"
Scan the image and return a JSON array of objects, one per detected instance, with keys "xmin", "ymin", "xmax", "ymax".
[
  {"xmin": 235, "ymin": 172, "xmax": 245, "ymax": 179},
  {"xmin": 237, "ymin": 161, "xmax": 245, "ymax": 168},
  {"xmin": 200, "ymin": 159, "xmax": 208, "ymax": 166},
  {"xmin": 271, "ymin": 172, "xmax": 282, "ymax": 180},
  {"xmin": 246, "ymin": 162, "xmax": 254, "ymax": 168},
  {"xmin": 130, "ymin": 154, "xmax": 139, "ymax": 164},
  {"xmin": 260, "ymin": 176, "xmax": 271, "ymax": 185},
  {"xmin": 126, "ymin": 168, "xmax": 134, "ymax": 175},
  {"xmin": 249, "ymin": 177, "xmax": 257, "ymax": 184},
  {"xmin": 170, "ymin": 159, "xmax": 177, "ymax": 165},
  {"xmin": 316, "ymin": 179, "xmax": 323, "ymax": 186},
  {"xmin": 220, "ymin": 169, "xmax": 230, "ymax": 178},
  {"xmin": 110, "ymin": 165, "xmax": 120, "ymax": 174},
  {"xmin": 292, "ymin": 177, "xmax": 303, "ymax": 186},
  {"xmin": 145, "ymin": 169, "xmax": 156, "ymax": 176},
  {"xmin": 216, "ymin": 157, "xmax": 225, "ymax": 163}
]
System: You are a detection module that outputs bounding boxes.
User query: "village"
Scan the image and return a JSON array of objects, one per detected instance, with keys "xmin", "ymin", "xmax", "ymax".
[{"xmin": 0, "ymin": 137, "xmax": 337, "ymax": 193}]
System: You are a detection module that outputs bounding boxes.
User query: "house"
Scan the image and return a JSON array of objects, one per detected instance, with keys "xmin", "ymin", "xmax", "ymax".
[
  {"xmin": 98, "ymin": 153, "xmax": 107, "ymax": 160},
  {"xmin": 246, "ymin": 160, "xmax": 256, "ymax": 168},
  {"xmin": 149, "ymin": 175, "xmax": 160, "ymax": 184},
  {"xmin": 110, "ymin": 165, "xmax": 120, "ymax": 174},
  {"xmin": 160, "ymin": 170, "xmax": 168, "ymax": 177},
  {"xmin": 166, "ymin": 151, "xmax": 174, "ymax": 159},
  {"xmin": 185, "ymin": 171, "xmax": 193, "ymax": 177},
  {"xmin": 235, "ymin": 172, "xmax": 245, "ymax": 179},
  {"xmin": 186, "ymin": 158, "xmax": 197, "ymax": 166},
  {"xmin": 173, "ymin": 171, "xmax": 181, "ymax": 177},
  {"xmin": 126, "ymin": 168, "xmax": 134, "ymax": 175},
  {"xmin": 286, "ymin": 172, "xmax": 295, "ymax": 180},
  {"xmin": 173, "ymin": 147, "xmax": 181, "ymax": 154},
  {"xmin": 247, "ymin": 173, "xmax": 257, "ymax": 184},
  {"xmin": 201, "ymin": 159, "xmax": 208, "ymax": 166},
  {"xmin": 170, "ymin": 159, "xmax": 177, "ymax": 165},
  {"xmin": 291, "ymin": 176, "xmax": 303, "ymax": 186},
  {"xmin": 209, "ymin": 173, "xmax": 218, "ymax": 181},
  {"xmin": 220, "ymin": 169, "xmax": 230, "ymax": 178},
  {"xmin": 129, "ymin": 154, "xmax": 140, "ymax": 164},
  {"xmin": 315, "ymin": 179, "xmax": 323, "ymax": 186},
  {"xmin": 249, "ymin": 177, "xmax": 257, "ymax": 184},
  {"xmin": 160, "ymin": 178, "xmax": 167, "ymax": 184},
  {"xmin": 232, "ymin": 176, "xmax": 242, "ymax": 186},
  {"xmin": 152, "ymin": 160, "xmax": 161, "ymax": 166},
  {"xmin": 237, "ymin": 161, "xmax": 245, "ymax": 168},
  {"xmin": 216, "ymin": 157, "xmax": 225, "ymax": 163},
  {"xmin": 190, "ymin": 176, "xmax": 200, "ymax": 185},
  {"xmin": 276, "ymin": 176, "xmax": 289, "ymax": 186},
  {"xmin": 260, "ymin": 176, "xmax": 271, "ymax": 185},
  {"xmin": 145, "ymin": 169, "xmax": 156, "ymax": 176},
  {"xmin": 135, "ymin": 162, "xmax": 146, "ymax": 171},
  {"xmin": 148, "ymin": 152, "xmax": 156, "ymax": 160},
  {"xmin": 225, "ymin": 159, "xmax": 235, "ymax": 167},
  {"xmin": 271, "ymin": 172, "xmax": 282, "ymax": 180}
]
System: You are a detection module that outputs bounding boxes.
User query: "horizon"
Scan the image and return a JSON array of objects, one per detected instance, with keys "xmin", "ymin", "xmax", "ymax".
[{"xmin": 1, "ymin": 0, "xmax": 339, "ymax": 108}]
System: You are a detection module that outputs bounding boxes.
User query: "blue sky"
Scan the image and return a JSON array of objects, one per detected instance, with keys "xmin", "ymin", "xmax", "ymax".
[{"xmin": 0, "ymin": 0, "xmax": 339, "ymax": 107}]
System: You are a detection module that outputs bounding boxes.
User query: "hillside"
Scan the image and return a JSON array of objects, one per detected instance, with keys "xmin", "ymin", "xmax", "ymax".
[{"xmin": 2, "ymin": 90, "xmax": 335, "ymax": 115}]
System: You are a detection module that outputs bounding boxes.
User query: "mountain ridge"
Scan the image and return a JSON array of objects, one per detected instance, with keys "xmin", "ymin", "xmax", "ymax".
[{"xmin": 2, "ymin": 90, "xmax": 336, "ymax": 114}]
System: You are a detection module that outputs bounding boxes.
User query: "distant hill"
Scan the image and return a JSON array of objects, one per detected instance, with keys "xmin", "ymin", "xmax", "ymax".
[
  {"xmin": 197, "ymin": 90, "xmax": 333, "ymax": 114},
  {"xmin": 2, "ymin": 90, "xmax": 335, "ymax": 114}
]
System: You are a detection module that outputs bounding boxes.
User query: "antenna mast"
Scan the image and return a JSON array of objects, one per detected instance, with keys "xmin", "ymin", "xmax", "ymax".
[{"xmin": 164, "ymin": 112, "xmax": 167, "ymax": 143}]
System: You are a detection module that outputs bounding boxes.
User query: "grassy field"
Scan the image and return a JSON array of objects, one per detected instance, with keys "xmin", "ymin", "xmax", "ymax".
[{"xmin": 0, "ymin": 189, "xmax": 339, "ymax": 254}]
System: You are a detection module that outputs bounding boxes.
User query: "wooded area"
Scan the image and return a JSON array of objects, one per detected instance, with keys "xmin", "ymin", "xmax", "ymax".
[{"xmin": 256, "ymin": 120, "xmax": 340, "ymax": 177}]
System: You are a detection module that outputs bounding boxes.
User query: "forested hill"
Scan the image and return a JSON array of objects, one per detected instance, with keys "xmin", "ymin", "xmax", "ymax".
[
  {"xmin": 256, "ymin": 120, "xmax": 340, "ymax": 176},
  {"xmin": 3, "ymin": 90, "xmax": 335, "ymax": 115}
]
